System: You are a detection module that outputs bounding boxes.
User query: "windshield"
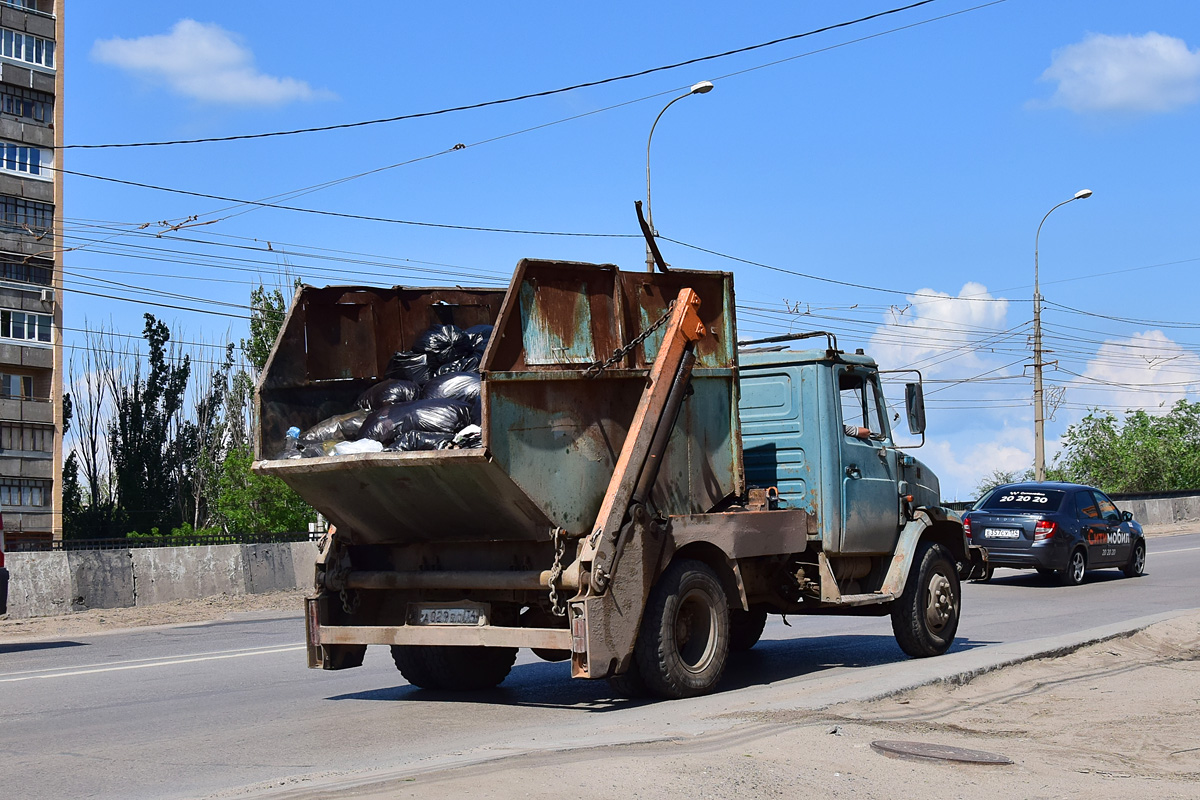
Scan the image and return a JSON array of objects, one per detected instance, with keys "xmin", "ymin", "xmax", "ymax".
[{"xmin": 980, "ymin": 488, "xmax": 1065, "ymax": 512}]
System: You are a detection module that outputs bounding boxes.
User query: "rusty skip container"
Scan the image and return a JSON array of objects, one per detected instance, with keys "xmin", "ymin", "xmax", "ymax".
[{"xmin": 253, "ymin": 259, "xmax": 742, "ymax": 545}]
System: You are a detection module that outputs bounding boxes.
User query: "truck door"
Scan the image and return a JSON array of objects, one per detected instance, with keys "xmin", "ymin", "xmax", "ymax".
[{"xmin": 836, "ymin": 367, "xmax": 900, "ymax": 553}]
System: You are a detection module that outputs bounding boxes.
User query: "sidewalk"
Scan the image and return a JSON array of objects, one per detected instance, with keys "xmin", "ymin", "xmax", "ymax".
[{"xmin": 244, "ymin": 610, "xmax": 1200, "ymax": 800}]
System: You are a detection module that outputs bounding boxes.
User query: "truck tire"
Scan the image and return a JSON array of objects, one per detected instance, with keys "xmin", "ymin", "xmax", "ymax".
[
  {"xmin": 391, "ymin": 645, "xmax": 518, "ymax": 690},
  {"xmin": 890, "ymin": 542, "xmax": 960, "ymax": 659},
  {"xmin": 729, "ymin": 608, "xmax": 768, "ymax": 652},
  {"xmin": 635, "ymin": 559, "xmax": 730, "ymax": 699},
  {"xmin": 607, "ymin": 660, "xmax": 650, "ymax": 699}
]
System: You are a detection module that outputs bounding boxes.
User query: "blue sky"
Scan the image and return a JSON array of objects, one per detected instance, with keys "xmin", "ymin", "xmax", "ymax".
[{"xmin": 63, "ymin": 1, "xmax": 1200, "ymax": 498}]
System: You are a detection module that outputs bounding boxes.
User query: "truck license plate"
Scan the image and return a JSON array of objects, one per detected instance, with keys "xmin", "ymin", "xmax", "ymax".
[
  {"xmin": 984, "ymin": 528, "xmax": 1021, "ymax": 539},
  {"xmin": 409, "ymin": 605, "xmax": 485, "ymax": 626}
]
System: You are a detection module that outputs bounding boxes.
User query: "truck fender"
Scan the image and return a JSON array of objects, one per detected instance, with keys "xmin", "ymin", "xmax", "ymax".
[{"xmin": 879, "ymin": 508, "xmax": 968, "ymax": 597}]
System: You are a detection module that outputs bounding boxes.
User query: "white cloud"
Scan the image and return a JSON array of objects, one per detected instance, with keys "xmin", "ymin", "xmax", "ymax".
[
  {"xmin": 92, "ymin": 20, "xmax": 331, "ymax": 106},
  {"xmin": 868, "ymin": 282, "xmax": 1010, "ymax": 377},
  {"xmin": 918, "ymin": 427, "xmax": 1033, "ymax": 503},
  {"xmin": 1076, "ymin": 330, "xmax": 1200, "ymax": 411},
  {"xmin": 1037, "ymin": 32, "xmax": 1200, "ymax": 114}
]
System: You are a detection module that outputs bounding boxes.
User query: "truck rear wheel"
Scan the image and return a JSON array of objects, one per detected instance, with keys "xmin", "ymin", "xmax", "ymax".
[
  {"xmin": 890, "ymin": 542, "xmax": 960, "ymax": 658},
  {"xmin": 635, "ymin": 559, "xmax": 730, "ymax": 699},
  {"xmin": 729, "ymin": 608, "xmax": 768, "ymax": 652},
  {"xmin": 607, "ymin": 659, "xmax": 650, "ymax": 699},
  {"xmin": 391, "ymin": 645, "xmax": 518, "ymax": 690}
]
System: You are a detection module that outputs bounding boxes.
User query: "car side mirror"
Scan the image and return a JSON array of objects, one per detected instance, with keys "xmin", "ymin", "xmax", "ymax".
[
  {"xmin": 1121, "ymin": 510, "xmax": 1133, "ymax": 522},
  {"xmin": 905, "ymin": 383, "xmax": 926, "ymax": 435}
]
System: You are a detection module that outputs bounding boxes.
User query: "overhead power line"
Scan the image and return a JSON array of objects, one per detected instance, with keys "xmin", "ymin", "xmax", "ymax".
[{"xmin": 64, "ymin": 0, "xmax": 949, "ymax": 150}]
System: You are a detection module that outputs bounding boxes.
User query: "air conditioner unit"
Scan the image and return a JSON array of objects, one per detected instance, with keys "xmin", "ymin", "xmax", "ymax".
[{"xmin": 39, "ymin": 289, "xmax": 51, "ymax": 304}]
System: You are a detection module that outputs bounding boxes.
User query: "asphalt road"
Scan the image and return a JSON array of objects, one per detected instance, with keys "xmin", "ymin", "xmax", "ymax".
[{"xmin": 2, "ymin": 531, "xmax": 1198, "ymax": 800}]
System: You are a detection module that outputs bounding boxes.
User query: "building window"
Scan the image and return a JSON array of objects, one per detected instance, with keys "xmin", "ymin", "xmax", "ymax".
[
  {"xmin": 0, "ymin": 256, "xmax": 51, "ymax": 285},
  {"xmin": 0, "ymin": 141, "xmax": 48, "ymax": 179},
  {"xmin": 1, "ymin": 27, "xmax": 54, "ymax": 70},
  {"xmin": 0, "ymin": 86, "xmax": 52, "ymax": 124},
  {"xmin": 0, "ymin": 422, "xmax": 50, "ymax": 451},
  {"xmin": 0, "ymin": 372, "xmax": 33, "ymax": 398},
  {"xmin": 0, "ymin": 195, "xmax": 53, "ymax": 235},
  {"xmin": 0, "ymin": 310, "xmax": 51, "ymax": 343},
  {"xmin": 0, "ymin": 478, "xmax": 48, "ymax": 507}
]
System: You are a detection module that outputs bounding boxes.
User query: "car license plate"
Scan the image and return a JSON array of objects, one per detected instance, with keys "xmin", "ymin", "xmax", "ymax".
[
  {"xmin": 409, "ymin": 604, "xmax": 486, "ymax": 626},
  {"xmin": 984, "ymin": 528, "xmax": 1021, "ymax": 539}
]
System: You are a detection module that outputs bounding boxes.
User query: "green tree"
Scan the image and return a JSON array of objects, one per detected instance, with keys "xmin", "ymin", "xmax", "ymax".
[
  {"xmin": 1052, "ymin": 400, "xmax": 1200, "ymax": 493},
  {"xmin": 61, "ymin": 392, "xmax": 85, "ymax": 539},
  {"xmin": 109, "ymin": 314, "xmax": 192, "ymax": 536},
  {"xmin": 240, "ymin": 283, "xmax": 290, "ymax": 372},
  {"xmin": 212, "ymin": 445, "xmax": 311, "ymax": 534},
  {"xmin": 205, "ymin": 281, "xmax": 314, "ymax": 534},
  {"xmin": 974, "ymin": 467, "xmax": 1035, "ymax": 498},
  {"xmin": 177, "ymin": 343, "xmax": 236, "ymax": 530}
]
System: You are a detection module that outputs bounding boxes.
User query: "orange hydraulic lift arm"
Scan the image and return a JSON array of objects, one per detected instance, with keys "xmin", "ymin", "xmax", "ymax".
[{"xmin": 577, "ymin": 287, "xmax": 706, "ymax": 594}]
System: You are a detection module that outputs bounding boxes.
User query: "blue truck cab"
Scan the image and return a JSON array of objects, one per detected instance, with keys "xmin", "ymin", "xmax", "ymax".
[{"xmin": 740, "ymin": 346, "xmax": 943, "ymax": 557}]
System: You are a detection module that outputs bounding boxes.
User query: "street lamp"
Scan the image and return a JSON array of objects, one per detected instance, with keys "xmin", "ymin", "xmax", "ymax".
[
  {"xmin": 1032, "ymin": 188, "xmax": 1092, "ymax": 481},
  {"xmin": 645, "ymin": 80, "xmax": 714, "ymax": 271}
]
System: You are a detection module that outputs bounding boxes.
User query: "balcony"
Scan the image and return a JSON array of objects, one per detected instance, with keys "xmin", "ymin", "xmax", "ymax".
[{"xmin": 0, "ymin": 394, "xmax": 51, "ymax": 422}]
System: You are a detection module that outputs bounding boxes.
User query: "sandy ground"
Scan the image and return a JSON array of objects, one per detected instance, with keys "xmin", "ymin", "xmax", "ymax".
[
  {"xmin": 269, "ymin": 611, "xmax": 1200, "ymax": 800},
  {"xmin": 0, "ymin": 589, "xmax": 307, "ymax": 640}
]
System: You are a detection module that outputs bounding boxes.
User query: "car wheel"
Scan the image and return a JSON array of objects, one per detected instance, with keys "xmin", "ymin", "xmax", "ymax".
[
  {"xmin": 1122, "ymin": 539, "xmax": 1146, "ymax": 578},
  {"xmin": 891, "ymin": 542, "xmax": 960, "ymax": 658},
  {"xmin": 1059, "ymin": 549, "xmax": 1086, "ymax": 586}
]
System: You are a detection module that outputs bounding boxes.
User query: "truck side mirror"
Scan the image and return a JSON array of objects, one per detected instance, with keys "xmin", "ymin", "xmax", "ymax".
[{"xmin": 905, "ymin": 383, "xmax": 926, "ymax": 435}]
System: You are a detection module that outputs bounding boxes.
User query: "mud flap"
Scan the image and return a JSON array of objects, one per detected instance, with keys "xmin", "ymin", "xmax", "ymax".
[{"xmin": 306, "ymin": 595, "xmax": 366, "ymax": 670}]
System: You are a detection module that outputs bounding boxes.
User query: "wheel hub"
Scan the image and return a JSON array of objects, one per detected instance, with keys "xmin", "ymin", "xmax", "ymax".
[
  {"xmin": 924, "ymin": 572, "xmax": 953, "ymax": 633},
  {"xmin": 675, "ymin": 589, "xmax": 717, "ymax": 674}
]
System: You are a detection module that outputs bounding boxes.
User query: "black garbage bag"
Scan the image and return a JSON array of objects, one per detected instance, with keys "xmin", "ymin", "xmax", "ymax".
[
  {"xmin": 385, "ymin": 351, "xmax": 432, "ymax": 385},
  {"xmin": 434, "ymin": 354, "xmax": 481, "ymax": 376},
  {"xmin": 357, "ymin": 379, "xmax": 421, "ymax": 412},
  {"xmin": 360, "ymin": 399, "xmax": 475, "ymax": 445},
  {"xmin": 387, "ymin": 430, "xmax": 453, "ymax": 452},
  {"xmin": 423, "ymin": 372, "xmax": 482, "ymax": 404},
  {"xmin": 412, "ymin": 324, "xmax": 473, "ymax": 367},
  {"xmin": 463, "ymin": 324, "xmax": 494, "ymax": 351},
  {"xmin": 300, "ymin": 410, "xmax": 369, "ymax": 443},
  {"xmin": 275, "ymin": 441, "xmax": 337, "ymax": 459}
]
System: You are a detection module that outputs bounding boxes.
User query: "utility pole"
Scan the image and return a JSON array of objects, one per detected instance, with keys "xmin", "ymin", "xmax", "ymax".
[{"xmin": 1032, "ymin": 189, "xmax": 1092, "ymax": 481}]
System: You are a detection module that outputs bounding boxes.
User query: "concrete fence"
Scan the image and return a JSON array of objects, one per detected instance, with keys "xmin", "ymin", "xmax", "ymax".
[
  {"xmin": 4, "ymin": 541, "xmax": 317, "ymax": 619},
  {"xmin": 1111, "ymin": 491, "xmax": 1200, "ymax": 529}
]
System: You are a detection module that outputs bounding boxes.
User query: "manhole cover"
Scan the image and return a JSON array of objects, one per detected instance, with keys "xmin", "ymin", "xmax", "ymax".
[{"xmin": 871, "ymin": 740, "xmax": 1013, "ymax": 765}]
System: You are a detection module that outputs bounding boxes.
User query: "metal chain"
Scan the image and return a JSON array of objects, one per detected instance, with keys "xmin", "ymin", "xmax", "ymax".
[
  {"xmin": 585, "ymin": 300, "xmax": 676, "ymax": 378},
  {"xmin": 547, "ymin": 527, "xmax": 568, "ymax": 617},
  {"xmin": 339, "ymin": 587, "xmax": 360, "ymax": 616}
]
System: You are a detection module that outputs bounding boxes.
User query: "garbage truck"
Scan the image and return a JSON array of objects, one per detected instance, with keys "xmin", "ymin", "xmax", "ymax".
[{"xmin": 253, "ymin": 258, "xmax": 982, "ymax": 699}]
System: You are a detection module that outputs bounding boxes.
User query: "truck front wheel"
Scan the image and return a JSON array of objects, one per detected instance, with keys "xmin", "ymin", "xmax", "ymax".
[
  {"xmin": 391, "ymin": 645, "xmax": 518, "ymax": 690},
  {"xmin": 635, "ymin": 559, "xmax": 731, "ymax": 699},
  {"xmin": 890, "ymin": 542, "xmax": 960, "ymax": 658},
  {"xmin": 729, "ymin": 608, "xmax": 768, "ymax": 652}
]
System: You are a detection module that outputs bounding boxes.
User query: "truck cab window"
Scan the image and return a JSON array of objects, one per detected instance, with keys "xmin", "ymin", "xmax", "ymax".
[{"xmin": 839, "ymin": 370, "xmax": 888, "ymax": 442}]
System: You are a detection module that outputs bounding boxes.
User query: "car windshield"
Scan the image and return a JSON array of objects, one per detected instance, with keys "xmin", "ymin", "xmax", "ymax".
[{"xmin": 981, "ymin": 488, "xmax": 1065, "ymax": 512}]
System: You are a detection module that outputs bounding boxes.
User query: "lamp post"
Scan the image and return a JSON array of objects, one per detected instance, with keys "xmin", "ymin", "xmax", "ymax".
[
  {"xmin": 645, "ymin": 80, "xmax": 714, "ymax": 272},
  {"xmin": 1033, "ymin": 188, "xmax": 1092, "ymax": 481}
]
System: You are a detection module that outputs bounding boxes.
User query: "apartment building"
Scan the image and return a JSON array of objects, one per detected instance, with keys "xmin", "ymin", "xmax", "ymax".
[{"xmin": 0, "ymin": 0, "xmax": 59, "ymax": 545}]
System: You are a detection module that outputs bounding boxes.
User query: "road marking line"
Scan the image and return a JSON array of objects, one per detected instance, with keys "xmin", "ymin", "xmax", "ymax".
[
  {"xmin": 0, "ymin": 645, "xmax": 305, "ymax": 683},
  {"xmin": 1152, "ymin": 546, "xmax": 1200, "ymax": 555},
  {"xmin": 0, "ymin": 643, "xmax": 306, "ymax": 678}
]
